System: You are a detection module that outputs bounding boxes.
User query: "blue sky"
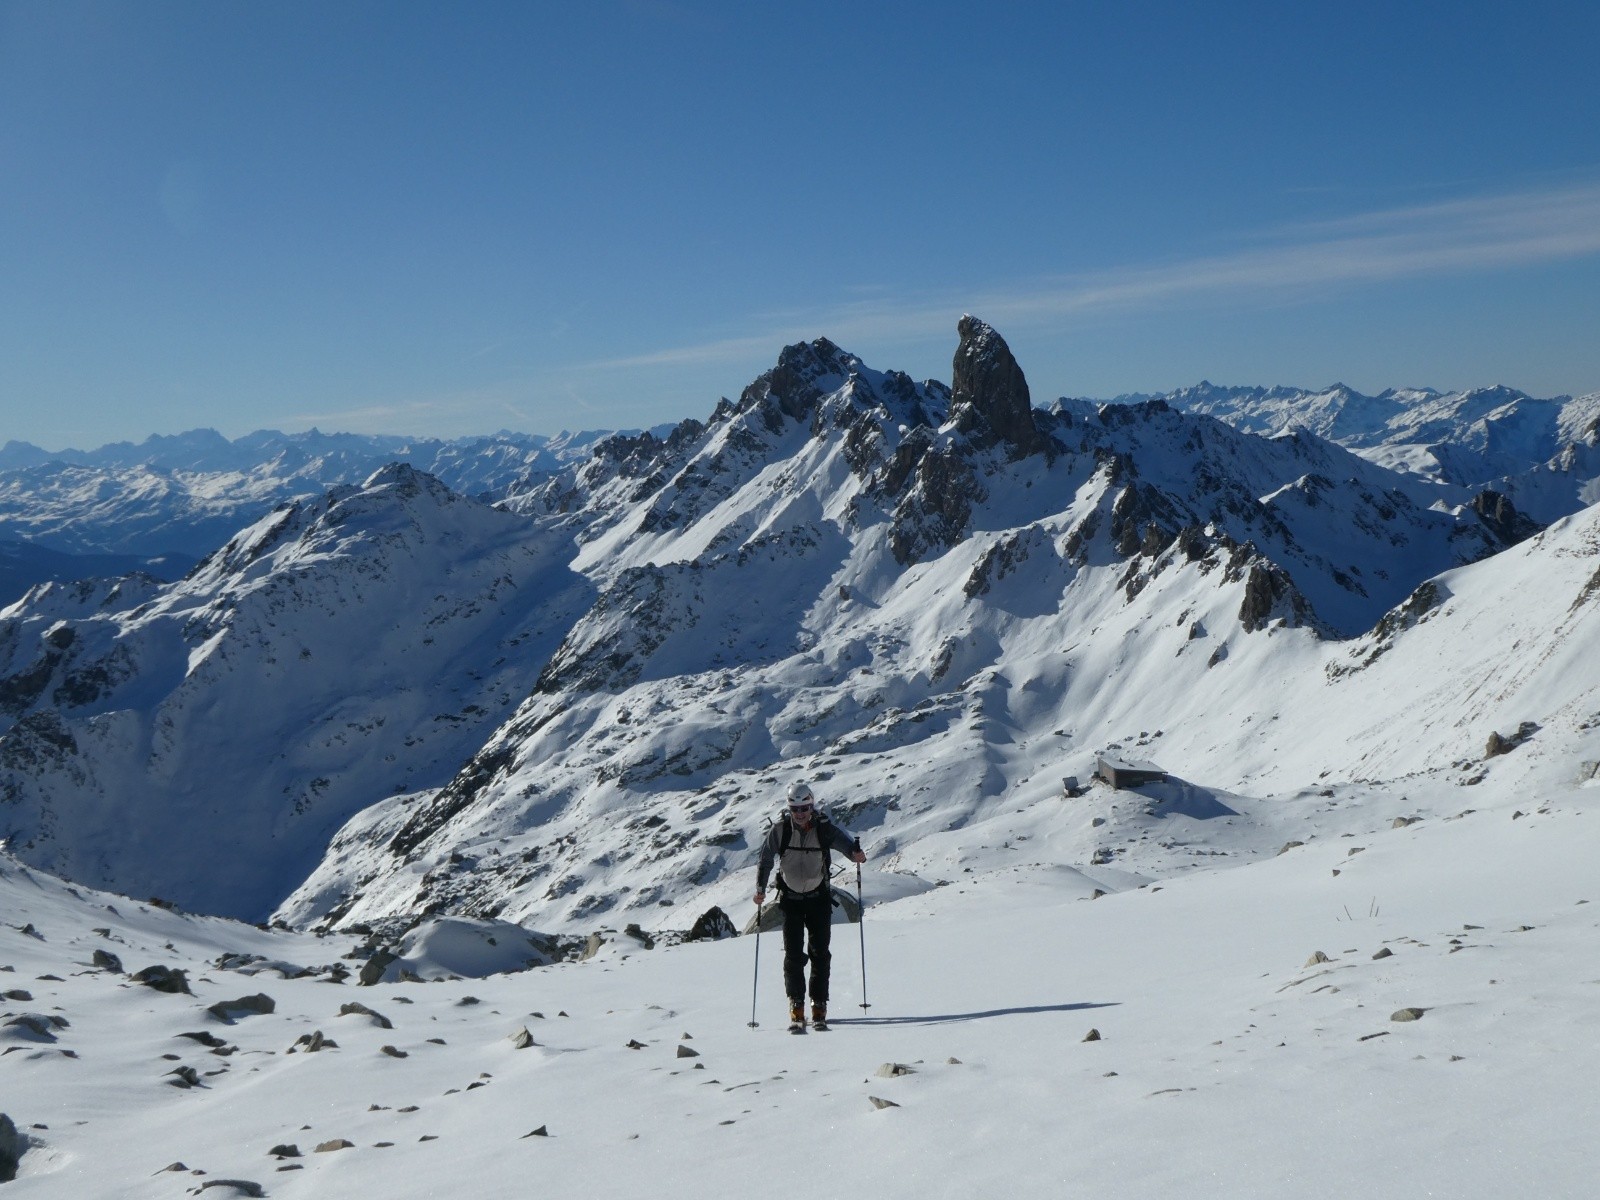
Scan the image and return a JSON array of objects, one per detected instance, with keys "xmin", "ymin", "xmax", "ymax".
[{"xmin": 3, "ymin": 0, "xmax": 1600, "ymax": 449}]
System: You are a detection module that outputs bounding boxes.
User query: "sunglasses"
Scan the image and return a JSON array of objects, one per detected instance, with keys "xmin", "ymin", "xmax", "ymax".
[{"xmin": 788, "ymin": 803, "xmax": 814, "ymax": 814}]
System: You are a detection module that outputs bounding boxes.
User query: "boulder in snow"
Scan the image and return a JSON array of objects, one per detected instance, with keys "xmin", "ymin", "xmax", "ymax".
[
  {"xmin": 0, "ymin": 1112, "xmax": 26, "ymax": 1182},
  {"xmin": 2, "ymin": 1013, "xmax": 67, "ymax": 1043},
  {"xmin": 207, "ymin": 994, "xmax": 276, "ymax": 1022},
  {"xmin": 685, "ymin": 905, "xmax": 737, "ymax": 942},
  {"xmin": 133, "ymin": 964, "xmax": 191, "ymax": 994},
  {"xmin": 337, "ymin": 1001, "xmax": 392, "ymax": 1029}
]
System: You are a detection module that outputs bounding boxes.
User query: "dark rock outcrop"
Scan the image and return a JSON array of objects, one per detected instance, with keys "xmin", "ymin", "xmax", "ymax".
[
  {"xmin": 92, "ymin": 948, "xmax": 123, "ymax": 973},
  {"xmin": 685, "ymin": 905, "xmax": 737, "ymax": 942},
  {"xmin": 964, "ymin": 526, "xmax": 1051, "ymax": 598},
  {"xmin": 1237, "ymin": 561, "xmax": 1313, "ymax": 633},
  {"xmin": 388, "ymin": 739, "xmax": 519, "ymax": 859},
  {"xmin": 948, "ymin": 316, "xmax": 1047, "ymax": 458},
  {"xmin": 207, "ymin": 993, "xmax": 276, "ymax": 1022},
  {"xmin": 132, "ymin": 965, "xmax": 191, "ymax": 994},
  {"xmin": 1109, "ymin": 485, "xmax": 1183, "ymax": 560},
  {"xmin": 885, "ymin": 447, "xmax": 986, "ymax": 566},
  {"xmin": 1485, "ymin": 721, "xmax": 1539, "ymax": 758},
  {"xmin": 739, "ymin": 338, "xmax": 856, "ymax": 432},
  {"xmin": 1468, "ymin": 489, "xmax": 1541, "ymax": 547},
  {"xmin": 0, "ymin": 1113, "xmax": 23, "ymax": 1182}
]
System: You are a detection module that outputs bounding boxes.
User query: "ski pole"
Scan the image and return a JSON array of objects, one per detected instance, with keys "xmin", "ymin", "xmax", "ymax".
[
  {"xmin": 856, "ymin": 861, "xmax": 870, "ymax": 1011},
  {"xmin": 748, "ymin": 900, "xmax": 763, "ymax": 1028}
]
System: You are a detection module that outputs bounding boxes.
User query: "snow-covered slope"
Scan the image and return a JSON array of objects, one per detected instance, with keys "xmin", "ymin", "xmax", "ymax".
[
  {"xmin": 0, "ymin": 465, "xmax": 593, "ymax": 920},
  {"xmin": 4, "ymin": 744, "xmax": 1598, "ymax": 1199}
]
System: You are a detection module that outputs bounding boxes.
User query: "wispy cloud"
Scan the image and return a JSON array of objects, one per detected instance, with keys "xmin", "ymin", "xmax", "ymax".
[
  {"xmin": 569, "ymin": 181, "xmax": 1600, "ymax": 373},
  {"xmin": 581, "ymin": 332, "xmax": 792, "ymax": 372}
]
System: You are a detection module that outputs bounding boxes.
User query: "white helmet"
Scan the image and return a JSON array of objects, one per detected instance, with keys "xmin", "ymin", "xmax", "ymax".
[{"xmin": 787, "ymin": 781, "xmax": 815, "ymax": 807}]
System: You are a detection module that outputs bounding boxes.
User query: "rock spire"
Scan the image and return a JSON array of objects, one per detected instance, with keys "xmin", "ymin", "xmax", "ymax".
[{"xmin": 948, "ymin": 315, "xmax": 1046, "ymax": 458}]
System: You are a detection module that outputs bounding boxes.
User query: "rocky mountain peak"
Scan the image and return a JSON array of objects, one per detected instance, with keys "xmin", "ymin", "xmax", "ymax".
[
  {"xmin": 738, "ymin": 338, "xmax": 860, "ymax": 431},
  {"xmin": 948, "ymin": 316, "xmax": 1047, "ymax": 458},
  {"xmin": 359, "ymin": 461, "xmax": 457, "ymax": 501}
]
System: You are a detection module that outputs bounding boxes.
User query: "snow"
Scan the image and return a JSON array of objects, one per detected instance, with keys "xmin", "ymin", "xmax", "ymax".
[
  {"xmin": 387, "ymin": 917, "xmax": 558, "ymax": 980},
  {"xmin": 4, "ymin": 763, "xmax": 1598, "ymax": 1198}
]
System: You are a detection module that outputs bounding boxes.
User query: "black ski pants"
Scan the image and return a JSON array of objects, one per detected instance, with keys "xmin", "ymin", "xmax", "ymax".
[{"xmin": 780, "ymin": 887, "xmax": 833, "ymax": 1005}]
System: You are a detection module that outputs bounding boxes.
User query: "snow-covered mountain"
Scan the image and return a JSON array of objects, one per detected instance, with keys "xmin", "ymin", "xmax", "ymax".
[
  {"xmin": 0, "ymin": 465, "xmax": 595, "ymax": 920},
  {"xmin": 0, "ymin": 316, "xmax": 1591, "ymax": 944},
  {"xmin": 1089, "ymin": 380, "xmax": 1600, "ymax": 523},
  {"xmin": 272, "ymin": 319, "xmax": 1563, "ymax": 933},
  {"xmin": 3, "ymin": 319, "xmax": 1598, "ymax": 1200},
  {"xmin": 0, "ymin": 427, "xmax": 617, "ymax": 563}
]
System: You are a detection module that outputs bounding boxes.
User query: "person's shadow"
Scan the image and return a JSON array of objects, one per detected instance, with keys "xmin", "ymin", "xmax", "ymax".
[{"xmin": 829, "ymin": 1001, "xmax": 1117, "ymax": 1027}]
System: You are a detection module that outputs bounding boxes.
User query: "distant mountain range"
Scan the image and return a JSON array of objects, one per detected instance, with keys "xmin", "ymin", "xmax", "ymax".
[
  {"xmin": 0, "ymin": 428, "xmax": 622, "ymax": 604},
  {"xmin": 1068, "ymin": 380, "xmax": 1600, "ymax": 523},
  {"xmin": 1, "ymin": 320, "xmax": 1597, "ymax": 935},
  {"xmin": 4, "ymin": 378, "xmax": 1596, "ymax": 572},
  {"xmin": 0, "ymin": 425, "xmax": 622, "ymax": 480}
]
